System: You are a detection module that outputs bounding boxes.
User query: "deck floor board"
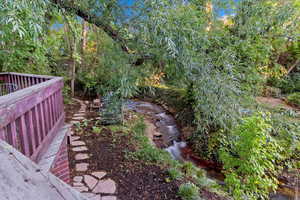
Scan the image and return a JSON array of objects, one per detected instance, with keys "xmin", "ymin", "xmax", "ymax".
[{"xmin": 0, "ymin": 140, "xmax": 88, "ymax": 200}]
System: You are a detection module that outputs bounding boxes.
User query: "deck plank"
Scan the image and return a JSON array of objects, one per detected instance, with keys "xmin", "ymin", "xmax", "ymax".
[{"xmin": 0, "ymin": 140, "xmax": 89, "ymax": 200}]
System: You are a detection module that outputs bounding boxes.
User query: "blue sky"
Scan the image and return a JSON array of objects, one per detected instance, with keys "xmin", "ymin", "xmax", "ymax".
[
  {"xmin": 52, "ymin": 0, "xmax": 239, "ymax": 29},
  {"xmin": 118, "ymin": 0, "xmax": 239, "ymax": 17}
]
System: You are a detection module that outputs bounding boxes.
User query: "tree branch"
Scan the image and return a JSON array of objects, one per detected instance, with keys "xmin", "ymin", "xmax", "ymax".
[
  {"xmin": 51, "ymin": 0, "xmax": 156, "ymax": 66},
  {"xmin": 51, "ymin": 0, "xmax": 130, "ymax": 53},
  {"xmin": 286, "ymin": 59, "xmax": 300, "ymax": 76}
]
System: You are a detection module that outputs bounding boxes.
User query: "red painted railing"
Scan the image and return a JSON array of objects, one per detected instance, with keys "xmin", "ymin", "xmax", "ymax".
[{"xmin": 0, "ymin": 72, "xmax": 65, "ymax": 162}]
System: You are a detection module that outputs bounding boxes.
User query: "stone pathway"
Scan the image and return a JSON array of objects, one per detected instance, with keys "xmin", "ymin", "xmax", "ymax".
[{"xmin": 69, "ymin": 99, "xmax": 117, "ymax": 200}]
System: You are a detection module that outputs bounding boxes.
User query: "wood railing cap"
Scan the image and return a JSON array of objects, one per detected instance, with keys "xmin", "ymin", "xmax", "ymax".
[
  {"xmin": 0, "ymin": 76, "xmax": 63, "ymax": 106},
  {"xmin": 0, "ymin": 72, "xmax": 55, "ymax": 79}
]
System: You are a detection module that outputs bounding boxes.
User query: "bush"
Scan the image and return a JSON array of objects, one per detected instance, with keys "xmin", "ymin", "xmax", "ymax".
[
  {"xmin": 178, "ymin": 183, "xmax": 200, "ymax": 200},
  {"xmin": 287, "ymin": 92, "xmax": 300, "ymax": 106},
  {"xmin": 220, "ymin": 112, "xmax": 281, "ymax": 200},
  {"xmin": 270, "ymin": 73, "xmax": 300, "ymax": 94},
  {"xmin": 262, "ymin": 86, "xmax": 281, "ymax": 97}
]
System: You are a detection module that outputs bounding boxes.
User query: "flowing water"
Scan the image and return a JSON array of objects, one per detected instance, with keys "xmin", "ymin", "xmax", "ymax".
[{"xmin": 125, "ymin": 100, "xmax": 297, "ymax": 200}]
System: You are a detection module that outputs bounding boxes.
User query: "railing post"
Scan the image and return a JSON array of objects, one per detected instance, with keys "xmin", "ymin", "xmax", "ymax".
[{"xmin": 18, "ymin": 115, "xmax": 31, "ymax": 156}]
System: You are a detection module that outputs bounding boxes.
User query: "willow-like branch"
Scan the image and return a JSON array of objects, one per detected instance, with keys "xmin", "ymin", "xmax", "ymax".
[{"xmin": 51, "ymin": 0, "xmax": 130, "ymax": 52}]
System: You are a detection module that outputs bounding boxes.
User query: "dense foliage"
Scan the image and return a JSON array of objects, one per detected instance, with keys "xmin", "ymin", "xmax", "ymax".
[{"xmin": 220, "ymin": 113, "xmax": 280, "ymax": 200}]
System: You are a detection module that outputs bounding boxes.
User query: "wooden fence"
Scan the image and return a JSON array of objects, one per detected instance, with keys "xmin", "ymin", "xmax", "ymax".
[{"xmin": 0, "ymin": 72, "xmax": 65, "ymax": 162}]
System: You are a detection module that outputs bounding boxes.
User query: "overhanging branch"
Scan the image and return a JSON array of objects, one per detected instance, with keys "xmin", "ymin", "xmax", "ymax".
[
  {"xmin": 51, "ymin": 0, "xmax": 155, "ymax": 66},
  {"xmin": 51, "ymin": 0, "xmax": 130, "ymax": 53}
]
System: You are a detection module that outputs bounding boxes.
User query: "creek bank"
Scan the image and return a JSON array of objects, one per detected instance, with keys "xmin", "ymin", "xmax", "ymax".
[{"xmin": 125, "ymin": 99, "xmax": 297, "ymax": 200}]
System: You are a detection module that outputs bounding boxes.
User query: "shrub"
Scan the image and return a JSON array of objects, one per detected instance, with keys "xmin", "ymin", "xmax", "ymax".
[
  {"xmin": 220, "ymin": 112, "xmax": 281, "ymax": 200},
  {"xmin": 287, "ymin": 92, "xmax": 300, "ymax": 106},
  {"xmin": 270, "ymin": 73, "xmax": 300, "ymax": 94},
  {"xmin": 262, "ymin": 86, "xmax": 281, "ymax": 97},
  {"xmin": 92, "ymin": 126, "xmax": 102, "ymax": 134},
  {"xmin": 178, "ymin": 183, "xmax": 200, "ymax": 200},
  {"xmin": 168, "ymin": 168, "xmax": 183, "ymax": 180}
]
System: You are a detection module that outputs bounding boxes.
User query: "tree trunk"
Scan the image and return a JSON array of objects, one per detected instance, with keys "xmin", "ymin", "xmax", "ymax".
[
  {"xmin": 71, "ymin": 42, "xmax": 76, "ymax": 97},
  {"xmin": 65, "ymin": 21, "xmax": 76, "ymax": 97},
  {"xmin": 81, "ymin": 21, "xmax": 88, "ymax": 54}
]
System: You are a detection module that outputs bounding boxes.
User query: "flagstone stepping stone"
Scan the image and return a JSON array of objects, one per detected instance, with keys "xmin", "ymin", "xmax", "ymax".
[
  {"xmin": 70, "ymin": 136, "xmax": 80, "ymax": 141},
  {"xmin": 73, "ymin": 182, "xmax": 84, "ymax": 187},
  {"xmin": 75, "ymin": 153, "xmax": 89, "ymax": 160},
  {"xmin": 73, "ymin": 116, "xmax": 85, "ymax": 120},
  {"xmin": 90, "ymin": 195, "xmax": 101, "ymax": 200},
  {"xmin": 70, "ymin": 121, "xmax": 80, "ymax": 124},
  {"xmin": 76, "ymin": 163, "xmax": 89, "ymax": 172},
  {"xmin": 74, "ymin": 186, "xmax": 89, "ymax": 192},
  {"xmin": 72, "ymin": 141, "xmax": 86, "ymax": 146},
  {"xmin": 92, "ymin": 179, "xmax": 116, "ymax": 194},
  {"xmin": 83, "ymin": 193, "xmax": 101, "ymax": 200},
  {"xmin": 83, "ymin": 193, "xmax": 97, "ymax": 198},
  {"xmin": 101, "ymin": 196, "xmax": 117, "ymax": 200},
  {"xmin": 92, "ymin": 171, "xmax": 107, "ymax": 179},
  {"xmin": 73, "ymin": 146, "xmax": 88, "ymax": 152},
  {"xmin": 73, "ymin": 176, "xmax": 83, "ymax": 182},
  {"xmin": 69, "ymin": 131, "xmax": 74, "ymax": 136},
  {"xmin": 74, "ymin": 113, "xmax": 85, "ymax": 116},
  {"xmin": 84, "ymin": 175, "xmax": 98, "ymax": 190}
]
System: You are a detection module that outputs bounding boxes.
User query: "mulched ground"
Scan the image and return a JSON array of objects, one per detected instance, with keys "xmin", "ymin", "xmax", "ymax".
[
  {"xmin": 65, "ymin": 98, "xmax": 229, "ymax": 200},
  {"xmin": 68, "ymin": 111, "xmax": 183, "ymax": 200},
  {"xmin": 64, "ymin": 99, "xmax": 81, "ymax": 122}
]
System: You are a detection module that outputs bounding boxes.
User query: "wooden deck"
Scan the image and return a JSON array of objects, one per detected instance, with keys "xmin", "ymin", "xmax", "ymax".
[
  {"xmin": 0, "ymin": 140, "xmax": 89, "ymax": 200},
  {"xmin": 0, "ymin": 72, "xmax": 87, "ymax": 199},
  {"xmin": 0, "ymin": 72, "xmax": 65, "ymax": 162}
]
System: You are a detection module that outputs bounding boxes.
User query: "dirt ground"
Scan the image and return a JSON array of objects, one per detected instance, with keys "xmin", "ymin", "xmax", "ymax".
[
  {"xmin": 65, "ymin": 99, "xmax": 230, "ymax": 200},
  {"xmin": 67, "ymin": 108, "xmax": 183, "ymax": 200},
  {"xmin": 256, "ymin": 96, "xmax": 300, "ymax": 114}
]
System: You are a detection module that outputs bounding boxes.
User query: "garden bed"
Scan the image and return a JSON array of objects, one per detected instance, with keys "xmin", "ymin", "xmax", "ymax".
[{"xmin": 68, "ymin": 111, "xmax": 183, "ymax": 200}]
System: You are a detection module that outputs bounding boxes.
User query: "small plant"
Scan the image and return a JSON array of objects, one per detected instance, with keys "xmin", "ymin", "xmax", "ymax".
[
  {"xmin": 168, "ymin": 168, "xmax": 183, "ymax": 180},
  {"xmin": 182, "ymin": 162, "xmax": 196, "ymax": 177},
  {"xmin": 287, "ymin": 92, "xmax": 300, "ymax": 107},
  {"xmin": 195, "ymin": 176, "xmax": 218, "ymax": 189},
  {"xmin": 92, "ymin": 126, "xmax": 102, "ymax": 134},
  {"xmin": 178, "ymin": 182, "xmax": 200, "ymax": 200},
  {"xmin": 108, "ymin": 125, "xmax": 123, "ymax": 133},
  {"xmin": 81, "ymin": 119, "xmax": 89, "ymax": 128}
]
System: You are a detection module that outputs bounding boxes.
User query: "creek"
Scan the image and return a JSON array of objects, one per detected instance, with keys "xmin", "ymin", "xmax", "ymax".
[{"xmin": 125, "ymin": 99, "xmax": 296, "ymax": 200}]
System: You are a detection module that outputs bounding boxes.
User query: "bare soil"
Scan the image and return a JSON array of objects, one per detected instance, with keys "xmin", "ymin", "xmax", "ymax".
[
  {"xmin": 65, "ymin": 99, "xmax": 228, "ymax": 200},
  {"xmin": 256, "ymin": 97, "xmax": 300, "ymax": 114},
  {"xmin": 68, "ymin": 111, "xmax": 183, "ymax": 200}
]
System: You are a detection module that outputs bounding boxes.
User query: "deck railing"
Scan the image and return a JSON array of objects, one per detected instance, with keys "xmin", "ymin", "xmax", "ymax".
[{"xmin": 0, "ymin": 72, "xmax": 65, "ymax": 162}]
